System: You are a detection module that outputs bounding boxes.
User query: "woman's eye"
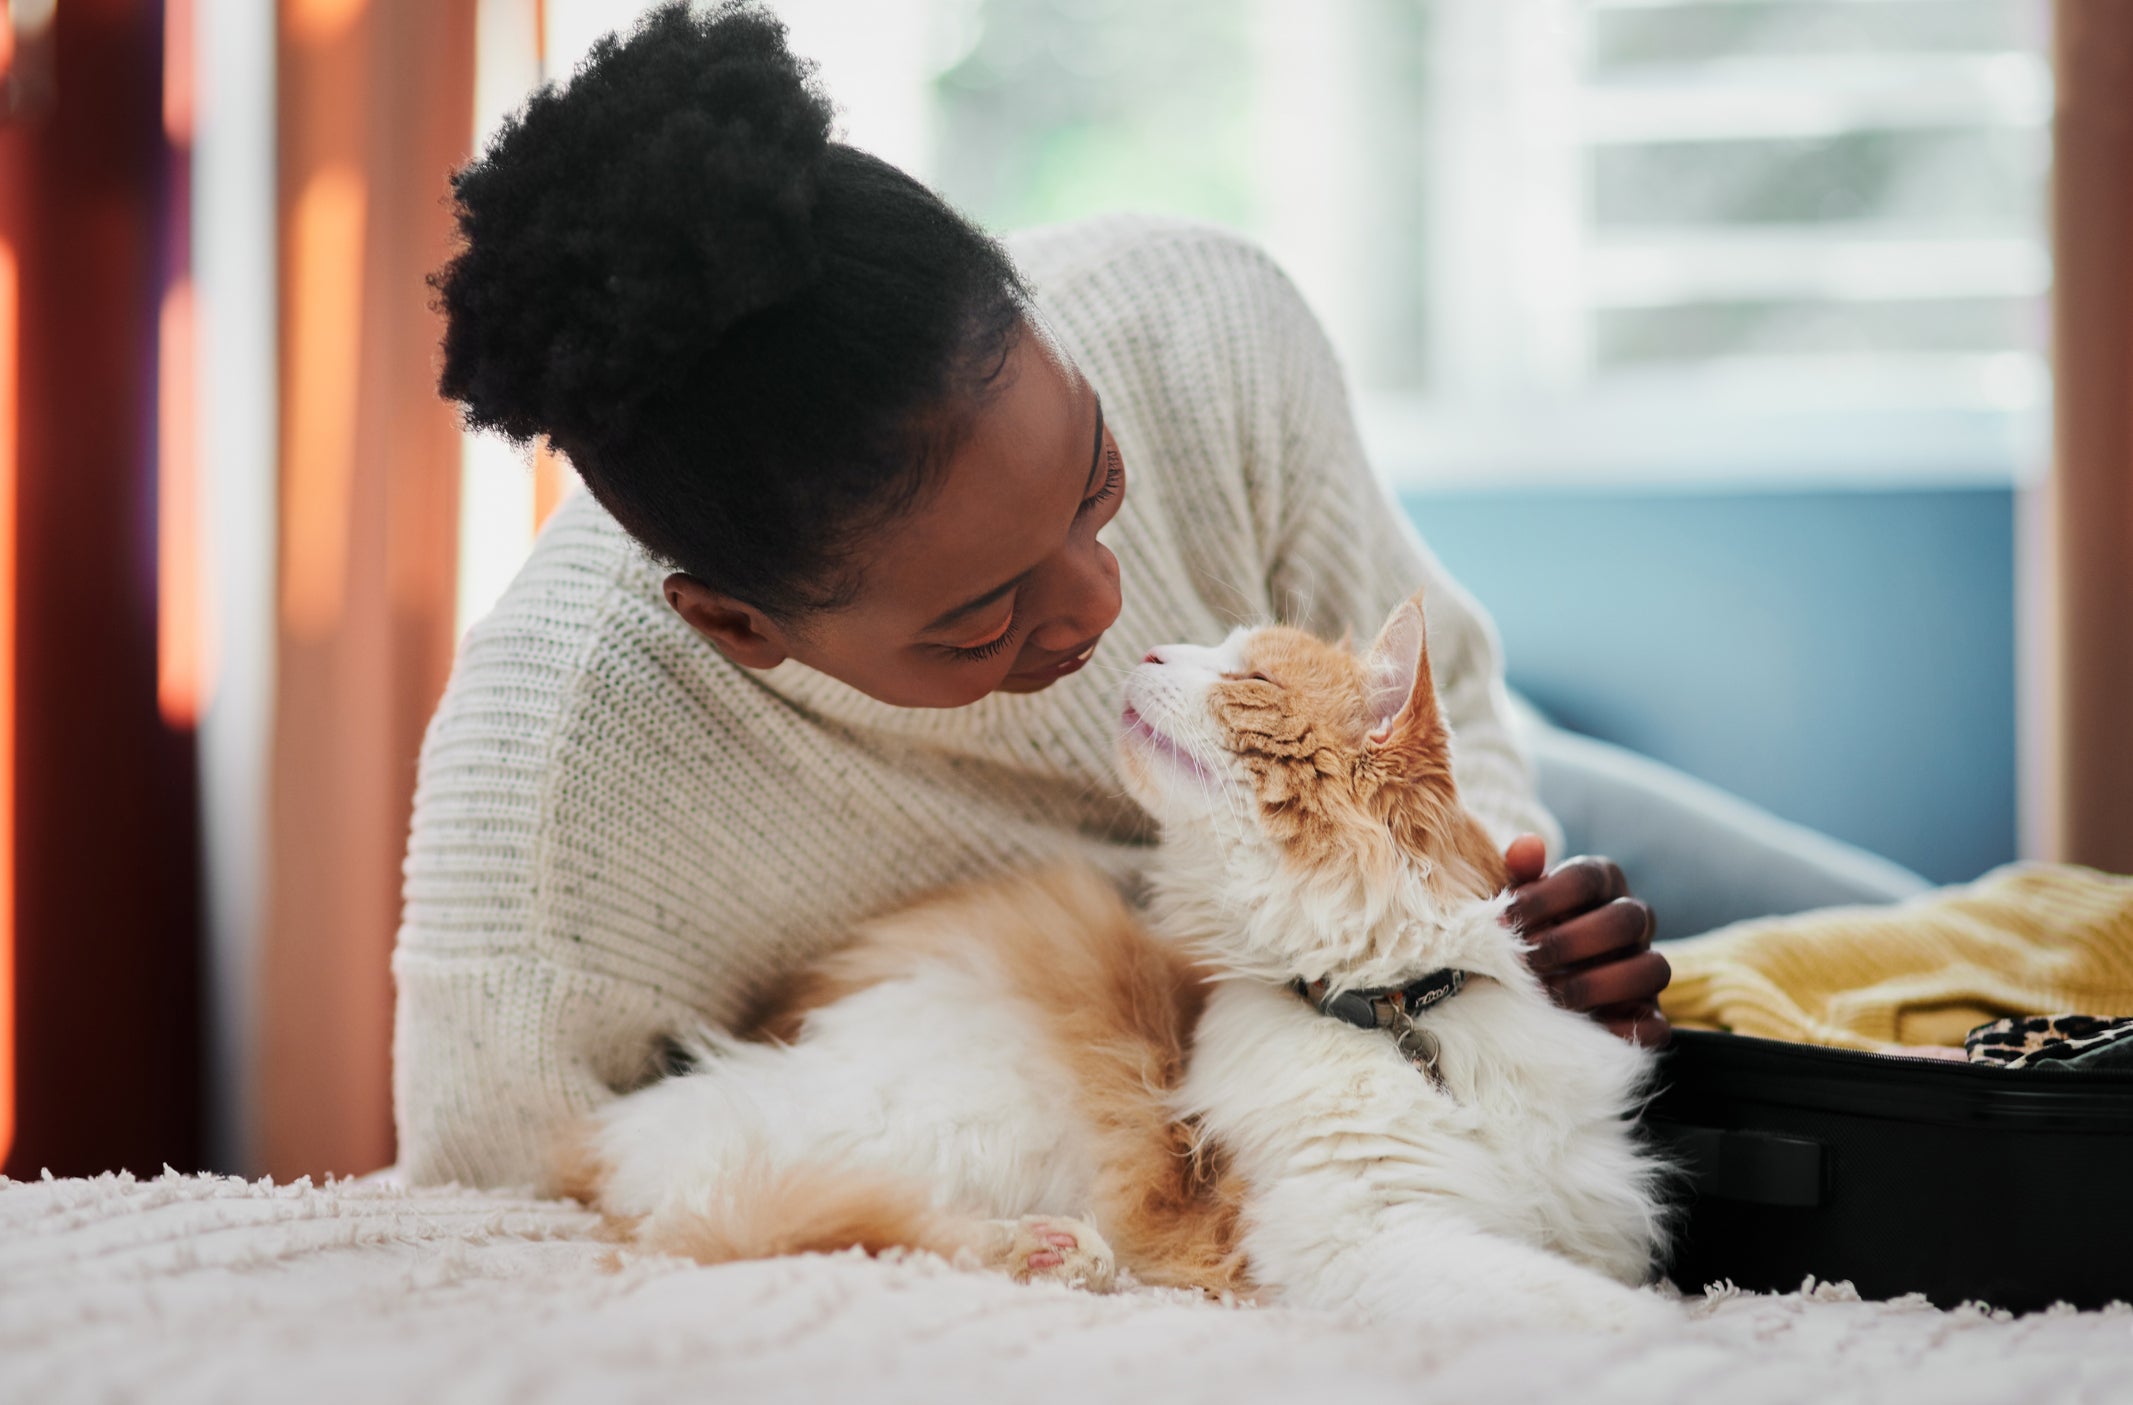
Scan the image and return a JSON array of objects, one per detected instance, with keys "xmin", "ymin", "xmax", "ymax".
[
  {"xmin": 945, "ymin": 617, "xmax": 1018, "ymax": 662},
  {"xmin": 1076, "ymin": 449, "xmax": 1123, "ymax": 519}
]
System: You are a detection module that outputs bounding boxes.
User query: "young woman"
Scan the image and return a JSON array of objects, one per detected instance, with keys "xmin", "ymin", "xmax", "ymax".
[{"xmin": 399, "ymin": 2, "xmax": 1674, "ymax": 1188}]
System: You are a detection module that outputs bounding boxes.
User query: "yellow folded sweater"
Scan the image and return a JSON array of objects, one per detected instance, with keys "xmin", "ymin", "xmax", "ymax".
[{"xmin": 1657, "ymin": 863, "xmax": 2133, "ymax": 1051}]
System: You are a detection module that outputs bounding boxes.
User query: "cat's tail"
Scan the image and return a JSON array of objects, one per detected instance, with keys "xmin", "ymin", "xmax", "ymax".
[{"xmin": 551, "ymin": 1119, "xmax": 951, "ymax": 1260}]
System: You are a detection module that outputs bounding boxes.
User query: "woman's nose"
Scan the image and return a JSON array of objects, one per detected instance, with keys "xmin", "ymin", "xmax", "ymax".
[{"xmin": 1028, "ymin": 546, "xmax": 1121, "ymax": 651}]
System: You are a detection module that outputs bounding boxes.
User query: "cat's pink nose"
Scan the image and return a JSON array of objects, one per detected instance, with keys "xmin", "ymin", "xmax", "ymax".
[{"xmin": 1143, "ymin": 648, "xmax": 1167, "ymax": 665}]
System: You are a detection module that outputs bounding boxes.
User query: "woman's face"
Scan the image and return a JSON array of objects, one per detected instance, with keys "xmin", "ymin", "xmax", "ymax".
[{"xmin": 666, "ymin": 323, "xmax": 1127, "ymax": 708}]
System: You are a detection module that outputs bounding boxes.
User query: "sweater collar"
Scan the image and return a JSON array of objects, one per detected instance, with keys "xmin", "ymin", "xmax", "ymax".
[{"xmin": 752, "ymin": 648, "xmax": 1121, "ymax": 753}]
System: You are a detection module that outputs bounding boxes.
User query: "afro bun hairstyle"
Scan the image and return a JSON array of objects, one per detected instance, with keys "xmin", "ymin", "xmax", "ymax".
[{"xmin": 431, "ymin": 1, "xmax": 1027, "ymax": 618}]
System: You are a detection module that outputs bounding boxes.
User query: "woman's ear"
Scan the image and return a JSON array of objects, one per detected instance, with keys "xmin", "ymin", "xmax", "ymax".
[{"xmin": 664, "ymin": 573, "xmax": 789, "ymax": 670}]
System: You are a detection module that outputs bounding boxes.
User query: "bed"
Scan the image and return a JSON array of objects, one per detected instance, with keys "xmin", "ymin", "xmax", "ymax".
[{"xmin": 4, "ymin": 1169, "xmax": 2126, "ymax": 1404}]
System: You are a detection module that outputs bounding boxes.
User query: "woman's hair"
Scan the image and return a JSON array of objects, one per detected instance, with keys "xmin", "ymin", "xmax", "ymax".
[{"xmin": 432, "ymin": 1, "xmax": 1028, "ymax": 618}]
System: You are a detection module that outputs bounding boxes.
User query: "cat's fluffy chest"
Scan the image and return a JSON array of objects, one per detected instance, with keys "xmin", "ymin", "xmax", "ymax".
[{"xmin": 1180, "ymin": 951, "xmax": 1667, "ymax": 1300}]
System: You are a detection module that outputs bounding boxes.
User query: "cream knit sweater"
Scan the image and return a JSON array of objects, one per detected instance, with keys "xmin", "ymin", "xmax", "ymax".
[{"xmin": 392, "ymin": 216, "xmax": 1559, "ymax": 1188}]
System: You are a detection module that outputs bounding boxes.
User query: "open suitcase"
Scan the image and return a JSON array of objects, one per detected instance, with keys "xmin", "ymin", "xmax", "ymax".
[{"xmin": 1644, "ymin": 1028, "xmax": 2133, "ymax": 1311}]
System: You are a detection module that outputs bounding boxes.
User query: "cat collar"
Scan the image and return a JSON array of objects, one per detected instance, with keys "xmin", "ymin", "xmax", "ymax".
[
  {"xmin": 1292, "ymin": 969, "xmax": 1468, "ymax": 1080},
  {"xmin": 1292, "ymin": 968, "xmax": 1468, "ymax": 1032}
]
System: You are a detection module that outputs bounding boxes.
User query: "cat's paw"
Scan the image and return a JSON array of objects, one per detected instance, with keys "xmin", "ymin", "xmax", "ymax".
[{"xmin": 979, "ymin": 1215, "xmax": 1117, "ymax": 1292}]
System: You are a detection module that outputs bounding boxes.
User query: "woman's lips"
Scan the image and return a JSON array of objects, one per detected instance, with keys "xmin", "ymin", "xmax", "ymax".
[{"xmin": 1008, "ymin": 637, "xmax": 1101, "ymax": 684}]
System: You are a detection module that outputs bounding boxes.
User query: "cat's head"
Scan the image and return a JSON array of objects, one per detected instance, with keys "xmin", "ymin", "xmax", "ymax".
[{"xmin": 1117, "ymin": 589, "xmax": 1515, "ymax": 988}]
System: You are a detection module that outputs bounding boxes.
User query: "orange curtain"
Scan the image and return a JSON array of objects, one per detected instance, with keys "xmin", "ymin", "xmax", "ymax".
[
  {"xmin": 2050, "ymin": 2, "xmax": 2133, "ymax": 876},
  {"xmin": 261, "ymin": 0, "xmax": 475, "ymax": 1179}
]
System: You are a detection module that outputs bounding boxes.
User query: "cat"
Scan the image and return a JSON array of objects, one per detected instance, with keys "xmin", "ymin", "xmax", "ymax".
[{"xmin": 560, "ymin": 588, "xmax": 1675, "ymax": 1331}]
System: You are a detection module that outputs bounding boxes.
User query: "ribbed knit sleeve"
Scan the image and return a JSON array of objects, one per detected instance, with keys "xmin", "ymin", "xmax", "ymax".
[{"xmin": 392, "ymin": 506, "xmax": 711, "ymax": 1187}]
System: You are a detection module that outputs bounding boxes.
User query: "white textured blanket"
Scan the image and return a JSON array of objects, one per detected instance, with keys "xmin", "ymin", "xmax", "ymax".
[{"xmin": 3, "ymin": 1171, "xmax": 2128, "ymax": 1404}]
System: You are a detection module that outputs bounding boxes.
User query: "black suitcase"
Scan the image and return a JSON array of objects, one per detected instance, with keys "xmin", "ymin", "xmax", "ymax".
[{"xmin": 1644, "ymin": 1028, "xmax": 2133, "ymax": 1311}]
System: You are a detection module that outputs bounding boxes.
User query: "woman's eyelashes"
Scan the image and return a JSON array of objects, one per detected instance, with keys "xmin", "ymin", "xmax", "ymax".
[
  {"xmin": 942, "ymin": 613, "xmax": 1019, "ymax": 662},
  {"xmin": 1076, "ymin": 444, "xmax": 1123, "ymax": 520}
]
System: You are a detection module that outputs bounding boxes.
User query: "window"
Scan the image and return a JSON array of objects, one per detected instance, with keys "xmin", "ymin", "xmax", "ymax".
[
  {"xmin": 919, "ymin": 0, "xmax": 2054, "ymax": 488},
  {"xmin": 469, "ymin": 0, "xmax": 2052, "ymax": 625}
]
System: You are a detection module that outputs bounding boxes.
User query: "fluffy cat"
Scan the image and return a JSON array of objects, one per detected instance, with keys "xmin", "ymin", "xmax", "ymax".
[{"xmin": 562, "ymin": 589, "xmax": 1675, "ymax": 1330}]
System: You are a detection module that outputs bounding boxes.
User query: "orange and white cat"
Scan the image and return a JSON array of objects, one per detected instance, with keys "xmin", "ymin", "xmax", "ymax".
[{"xmin": 564, "ymin": 589, "xmax": 1674, "ymax": 1330}]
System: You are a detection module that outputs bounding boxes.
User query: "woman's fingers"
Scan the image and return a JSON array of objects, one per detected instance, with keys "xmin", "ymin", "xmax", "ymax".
[
  {"xmin": 1543, "ymin": 947, "xmax": 1672, "ymax": 1014},
  {"xmin": 1524, "ymin": 897, "xmax": 1654, "ymax": 972},
  {"xmin": 1596, "ymin": 1003, "xmax": 1673, "ymax": 1048},
  {"xmin": 1502, "ymin": 852, "xmax": 1670, "ymax": 1051},
  {"xmin": 1504, "ymin": 855, "xmax": 1628, "ymax": 933},
  {"xmin": 1503, "ymin": 833, "xmax": 1549, "ymax": 887}
]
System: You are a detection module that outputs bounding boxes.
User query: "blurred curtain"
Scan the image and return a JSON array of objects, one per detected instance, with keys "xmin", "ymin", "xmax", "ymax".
[
  {"xmin": 0, "ymin": 0, "xmax": 204, "ymax": 1180},
  {"xmin": 2050, "ymin": 2, "xmax": 2133, "ymax": 876},
  {"xmin": 260, "ymin": 0, "xmax": 475, "ymax": 1179}
]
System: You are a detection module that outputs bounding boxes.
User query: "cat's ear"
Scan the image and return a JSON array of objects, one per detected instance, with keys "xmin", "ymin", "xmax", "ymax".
[{"xmin": 1363, "ymin": 590, "xmax": 1440, "ymax": 747}]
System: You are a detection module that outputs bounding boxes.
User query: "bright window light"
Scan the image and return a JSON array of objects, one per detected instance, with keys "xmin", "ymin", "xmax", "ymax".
[{"xmin": 462, "ymin": 0, "xmax": 2053, "ymax": 636}]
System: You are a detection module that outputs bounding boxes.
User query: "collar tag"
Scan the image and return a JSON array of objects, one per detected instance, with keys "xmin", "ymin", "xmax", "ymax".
[{"xmin": 1292, "ymin": 970, "xmax": 1467, "ymax": 1084}]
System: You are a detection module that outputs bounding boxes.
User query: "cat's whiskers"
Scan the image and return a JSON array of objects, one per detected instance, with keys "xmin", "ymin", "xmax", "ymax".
[{"xmin": 1176, "ymin": 559, "xmax": 1253, "ymax": 630}]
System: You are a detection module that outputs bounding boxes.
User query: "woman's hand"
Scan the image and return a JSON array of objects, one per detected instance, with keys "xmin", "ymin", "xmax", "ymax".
[{"xmin": 1502, "ymin": 835, "xmax": 1671, "ymax": 1047}]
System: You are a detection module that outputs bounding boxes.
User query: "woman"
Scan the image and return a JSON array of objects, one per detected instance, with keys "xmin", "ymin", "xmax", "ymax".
[{"xmin": 400, "ymin": 2, "xmax": 1673, "ymax": 1188}]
